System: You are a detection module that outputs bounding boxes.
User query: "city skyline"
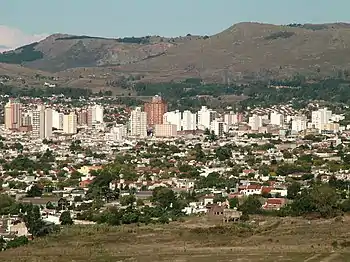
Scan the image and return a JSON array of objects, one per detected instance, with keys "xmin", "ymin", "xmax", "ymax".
[{"xmin": 1, "ymin": 0, "xmax": 349, "ymax": 51}]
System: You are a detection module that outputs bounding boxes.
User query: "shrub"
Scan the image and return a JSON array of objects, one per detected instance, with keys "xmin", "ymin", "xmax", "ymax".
[{"xmin": 264, "ymin": 31, "xmax": 295, "ymax": 40}]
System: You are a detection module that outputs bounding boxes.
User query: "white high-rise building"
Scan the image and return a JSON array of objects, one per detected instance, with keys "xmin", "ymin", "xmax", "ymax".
[
  {"xmin": 163, "ymin": 110, "xmax": 182, "ymax": 131},
  {"xmin": 311, "ymin": 108, "xmax": 332, "ymax": 131},
  {"xmin": 106, "ymin": 124, "xmax": 127, "ymax": 141},
  {"xmin": 52, "ymin": 110, "xmax": 63, "ymax": 130},
  {"xmin": 182, "ymin": 110, "xmax": 197, "ymax": 131},
  {"xmin": 94, "ymin": 105, "xmax": 104, "ymax": 123},
  {"xmin": 63, "ymin": 112, "xmax": 78, "ymax": 134},
  {"xmin": 270, "ymin": 111, "xmax": 284, "ymax": 127},
  {"xmin": 248, "ymin": 114, "xmax": 263, "ymax": 131},
  {"xmin": 210, "ymin": 119, "xmax": 228, "ymax": 136},
  {"xmin": 197, "ymin": 106, "xmax": 216, "ymax": 130},
  {"xmin": 44, "ymin": 108, "xmax": 53, "ymax": 138},
  {"xmin": 291, "ymin": 116, "xmax": 307, "ymax": 133},
  {"xmin": 130, "ymin": 107, "xmax": 147, "ymax": 137},
  {"xmin": 32, "ymin": 105, "xmax": 52, "ymax": 139},
  {"xmin": 88, "ymin": 105, "xmax": 104, "ymax": 127},
  {"xmin": 163, "ymin": 110, "xmax": 197, "ymax": 131}
]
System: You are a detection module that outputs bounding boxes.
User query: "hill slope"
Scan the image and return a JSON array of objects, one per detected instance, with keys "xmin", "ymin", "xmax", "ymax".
[
  {"xmin": 0, "ymin": 34, "xmax": 199, "ymax": 72},
  {"xmin": 1, "ymin": 22, "xmax": 350, "ymax": 84},
  {"xmin": 124, "ymin": 22, "xmax": 350, "ymax": 82},
  {"xmin": 2, "ymin": 216, "xmax": 350, "ymax": 262}
]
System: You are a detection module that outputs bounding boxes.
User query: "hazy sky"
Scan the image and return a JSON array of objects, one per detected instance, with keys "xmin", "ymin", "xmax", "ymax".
[{"xmin": 1, "ymin": 0, "xmax": 349, "ymax": 37}]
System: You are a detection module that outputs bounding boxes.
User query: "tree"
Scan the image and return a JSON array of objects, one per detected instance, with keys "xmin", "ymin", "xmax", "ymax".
[
  {"xmin": 5, "ymin": 236, "xmax": 28, "ymax": 249},
  {"xmin": 26, "ymin": 184, "xmax": 43, "ymax": 197},
  {"xmin": 290, "ymin": 184, "xmax": 340, "ymax": 218},
  {"xmin": 59, "ymin": 211, "xmax": 74, "ymax": 225},
  {"xmin": 238, "ymin": 195, "xmax": 262, "ymax": 214},
  {"xmin": 287, "ymin": 182, "xmax": 301, "ymax": 199},
  {"xmin": 228, "ymin": 198, "xmax": 239, "ymax": 209},
  {"xmin": 0, "ymin": 194, "xmax": 15, "ymax": 212},
  {"xmin": 0, "ymin": 236, "xmax": 5, "ymax": 251},
  {"xmin": 215, "ymin": 146, "xmax": 232, "ymax": 161},
  {"xmin": 152, "ymin": 187, "xmax": 177, "ymax": 209},
  {"xmin": 119, "ymin": 195, "xmax": 136, "ymax": 207},
  {"xmin": 23, "ymin": 204, "xmax": 45, "ymax": 237}
]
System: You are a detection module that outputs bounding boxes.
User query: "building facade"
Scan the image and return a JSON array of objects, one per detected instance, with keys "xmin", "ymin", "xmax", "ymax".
[
  {"xmin": 130, "ymin": 107, "xmax": 147, "ymax": 137},
  {"xmin": 144, "ymin": 95, "xmax": 167, "ymax": 127},
  {"xmin": 63, "ymin": 112, "xmax": 78, "ymax": 134},
  {"xmin": 4, "ymin": 98, "xmax": 22, "ymax": 130},
  {"xmin": 154, "ymin": 124, "xmax": 177, "ymax": 137}
]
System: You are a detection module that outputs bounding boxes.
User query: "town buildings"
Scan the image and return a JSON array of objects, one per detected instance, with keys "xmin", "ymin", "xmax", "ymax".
[
  {"xmin": 144, "ymin": 95, "xmax": 167, "ymax": 127},
  {"xmin": 4, "ymin": 98, "xmax": 22, "ymax": 130},
  {"xmin": 32, "ymin": 105, "xmax": 52, "ymax": 139},
  {"xmin": 154, "ymin": 124, "xmax": 177, "ymax": 137},
  {"xmin": 130, "ymin": 107, "xmax": 147, "ymax": 137},
  {"xmin": 63, "ymin": 112, "xmax": 78, "ymax": 134}
]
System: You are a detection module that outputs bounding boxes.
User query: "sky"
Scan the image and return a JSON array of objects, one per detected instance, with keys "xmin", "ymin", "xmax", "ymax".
[{"xmin": 0, "ymin": 0, "xmax": 349, "ymax": 50}]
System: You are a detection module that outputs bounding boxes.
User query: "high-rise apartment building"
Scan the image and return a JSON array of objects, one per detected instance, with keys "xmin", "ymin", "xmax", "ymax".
[
  {"xmin": 32, "ymin": 105, "xmax": 52, "ymax": 139},
  {"xmin": 182, "ymin": 110, "xmax": 197, "ymax": 131},
  {"xmin": 144, "ymin": 95, "xmax": 167, "ymax": 127},
  {"xmin": 52, "ymin": 110, "xmax": 64, "ymax": 130},
  {"xmin": 63, "ymin": 112, "xmax": 78, "ymax": 134},
  {"xmin": 311, "ymin": 108, "xmax": 332, "ymax": 131},
  {"xmin": 22, "ymin": 112, "xmax": 33, "ymax": 126},
  {"xmin": 87, "ymin": 105, "xmax": 104, "ymax": 127},
  {"xmin": 248, "ymin": 114, "xmax": 263, "ymax": 131},
  {"xmin": 154, "ymin": 124, "xmax": 177, "ymax": 137},
  {"xmin": 163, "ymin": 110, "xmax": 197, "ymax": 131},
  {"xmin": 105, "ymin": 124, "xmax": 127, "ymax": 141},
  {"xmin": 291, "ymin": 116, "xmax": 307, "ymax": 133},
  {"xmin": 197, "ymin": 106, "xmax": 217, "ymax": 130},
  {"xmin": 163, "ymin": 110, "xmax": 182, "ymax": 131},
  {"xmin": 4, "ymin": 98, "xmax": 22, "ymax": 130},
  {"xmin": 270, "ymin": 111, "xmax": 284, "ymax": 127},
  {"xmin": 210, "ymin": 119, "xmax": 228, "ymax": 136},
  {"xmin": 130, "ymin": 107, "xmax": 147, "ymax": 137},
  {"xmin": 224, "ymin": 112, "xmax": 243, "ymax": 126},
  {"xmin": 77, "ymin": 109, "xmax": 88, "ymax": 126}
]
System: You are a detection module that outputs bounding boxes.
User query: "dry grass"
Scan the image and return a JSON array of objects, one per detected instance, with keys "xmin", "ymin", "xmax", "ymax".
[{"xmin": 3, "ymin": 215, "xmax": 350, "ymax": 262}]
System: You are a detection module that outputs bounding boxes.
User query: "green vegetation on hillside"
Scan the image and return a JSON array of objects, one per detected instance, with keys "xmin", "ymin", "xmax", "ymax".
[
  {"xmin": 0, "ymin": 43, "xmax": 43, "ymax": 64},
  {"xmin": 56, "ymin": 35, "xmax": 110, "ymax": 41},
  {"xmin": 240, "ymin": 78, "xmax": 350, "ymax": 109},
  {"xmin": 117, "ymin": 36, "xmax": 151, "ymax": 44},
  {"xmin": 133, "ymin": 80, "xmax": 240, "ymax": 110},
  {"xmin": 56, "ymin": 35, "xmax": 151, "ymax": 44},
  {"xmin": 287, "ymin": 23, "xmax": 328, "ymax": 30},
  {"xmin": 264, "ymin": 31, "xmax": 295, "ymax": 40}
]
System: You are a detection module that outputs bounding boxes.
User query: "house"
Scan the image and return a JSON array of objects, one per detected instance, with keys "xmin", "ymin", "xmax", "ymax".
[
  {"xmin": 20, "ymin": 197, "xmax": 62, "ymax": 207},
  {"xmin": 200, "ymin": 195, "xmax": 215, "ymax": 206},
  {"xmin": 239, "ymin": 184, "xmax": 262, "ymax": 196},
  {"xmin": 79, "ymin": 179, "xmax": 93, "ymax": 188},
  {"xmin": 9, "ymin": 221, "xmax": 28, "ymax": 237},
  {"xmin": 207, "ymin": 204, "xmax": 224, "ymax": 216},
  {"xmin": 223, "ymin": 209, "xmax": 243, "ymax": 223},
  {"xmin": 262, "ymin": 198, "xmax": 286, "ymax": 210},
  {"xmin": 207, "ymin": 204, "xmax": 242, "ymax": 222}
]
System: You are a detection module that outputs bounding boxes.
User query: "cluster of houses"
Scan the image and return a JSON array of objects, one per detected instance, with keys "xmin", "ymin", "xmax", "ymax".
[{"xmin": 1, "ymin": 97, "xmax": 350, "ymax": 240}]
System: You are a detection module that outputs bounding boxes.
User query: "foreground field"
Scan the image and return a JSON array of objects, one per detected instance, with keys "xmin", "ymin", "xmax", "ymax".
[{"xmin": 3, "ymin": 216, "xmax": 350, "ymax": 262}]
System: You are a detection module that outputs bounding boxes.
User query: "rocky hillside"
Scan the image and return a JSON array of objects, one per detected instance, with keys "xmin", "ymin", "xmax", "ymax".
[
  {"xmin": 0, "ymin": 34, "xmax": 201, "ymax": 72},
  {"xmin": 2, "ymin": 22, "xmax": 350, "ymax": 83},
  {"xmin": 123, "ymin": 22, "xmax": 350, "ymax": 82}
]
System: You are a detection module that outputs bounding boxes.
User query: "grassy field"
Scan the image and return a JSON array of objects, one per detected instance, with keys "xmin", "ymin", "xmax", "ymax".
[{"xmin": 3, "ymin": 215, "xmax": 350, "ymax": 262}]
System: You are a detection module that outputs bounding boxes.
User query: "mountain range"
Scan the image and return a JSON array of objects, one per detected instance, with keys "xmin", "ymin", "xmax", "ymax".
[{"xmin": 2, "ymin": 22, "xmax": 350, "ymax": 89}]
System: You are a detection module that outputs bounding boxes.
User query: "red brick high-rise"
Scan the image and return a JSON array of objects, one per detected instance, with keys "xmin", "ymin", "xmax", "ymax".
[{"xmin": 144, "ymin": 95, "xmax": 167, "ymax": 127}]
